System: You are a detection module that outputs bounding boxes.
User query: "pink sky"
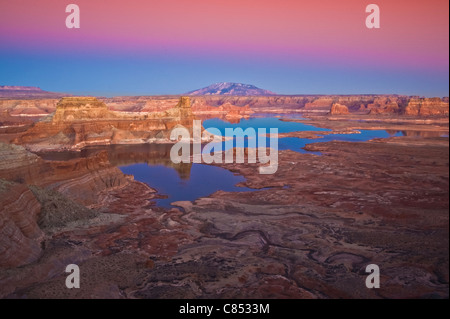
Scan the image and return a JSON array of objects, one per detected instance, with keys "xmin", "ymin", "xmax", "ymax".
[{"xmin": 1, "ymin": 0, "xmax": 448, "ymax": 70}]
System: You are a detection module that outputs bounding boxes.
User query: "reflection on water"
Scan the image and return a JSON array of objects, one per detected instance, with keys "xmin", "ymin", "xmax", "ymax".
[
  {"xmin": 120, "ymin": 163, "xmax": 255, "ymax": 208},
  {"xmin": 92, "ymin": 144, "xmax": 193, "ymax": 180},
  {"xmin": 36, "ymin": 143, "xmax": 259, "ymax": 208},
  {"xmin": 37, "ymin": 144, "xmax": 193, "ymax": 179},
  {"xmin": 35, "ymin": 116, "xmax": 446, "ymax": 208},
  {"xmin": 203, "ymin": 117, "xmax": 406, "ymax": 154}
]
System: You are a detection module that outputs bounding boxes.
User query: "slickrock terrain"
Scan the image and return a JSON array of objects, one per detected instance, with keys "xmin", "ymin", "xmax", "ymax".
[
  {"xmin": 175, "ymin": 136, "xmax": 447, "ymax": 299},
  {"xmin": 1, "ymin": 113, "xmax": 448, "ymax": 299},
  {"xmin": 0, "ymin": 180, "xmax": 44, "ymax": 268},
  {"xmin": 0, "ymin": 92, "xmax": 448, "ymax": 299},
  {"xmin": 0, "ymin": 141, "xmax": 191, "ymax": 298}
]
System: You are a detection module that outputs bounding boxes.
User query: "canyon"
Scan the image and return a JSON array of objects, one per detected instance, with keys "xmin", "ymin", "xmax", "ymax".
[
  {"xmin": 0, "ymin": 94, "xmax": 448, "ymax": 299},
  {"xmin": 8, "ymin": 96, "xmax": 196, "ymax": 151},
  {"xmin": 1, "ymin": 95, "xmax": 447, "ymax": 123}
]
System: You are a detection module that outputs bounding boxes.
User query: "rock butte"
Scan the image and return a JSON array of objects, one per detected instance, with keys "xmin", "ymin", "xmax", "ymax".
[
  {"xmin": 330, "ymin": 103, "xmax": 349, "ymax": 115},
  {"xmin": 11, "ymin": 96, "xmax": 196, "ymax": 151},
  {"xmin": 1, "ymin": 95, "xmax": 448, "ymax": 122}
]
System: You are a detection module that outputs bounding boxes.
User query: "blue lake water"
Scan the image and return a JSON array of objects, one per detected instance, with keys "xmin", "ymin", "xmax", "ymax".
[
  {"xmin": 120, "ymin": 163, "xmax": 256, "ymax": 208},
  {"xmin": 203, "ymin": 117, "xmax": 329, "ymax": 135},
  {"xmin": 117, "ymin": 116, "xmax": 404, "ymax": 207},
  {"xmin": 202, "ymin": 117, "xmax": 402, "ymax": 154}
]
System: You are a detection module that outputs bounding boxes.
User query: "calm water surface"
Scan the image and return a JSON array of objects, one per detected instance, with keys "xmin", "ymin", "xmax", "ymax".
[{"xmin": 38, "ymin": 116, "xmax": 410, "ymax": 208}]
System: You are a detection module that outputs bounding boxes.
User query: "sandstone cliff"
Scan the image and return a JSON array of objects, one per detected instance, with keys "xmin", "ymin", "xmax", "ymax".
[
  {"xmin": 0, "ymin": 143, "xmax": 48, "ymax": 184},
  {"xmin": 0, "ymin": 180, "xmax": 44, "ymax": 268},
  {"xmin": 0, "ymin": 99, "xmax": 58, "ymax": 127},
  {"xmin": 104, "ymin": 96, "xmax": 254, "ymax": 118},
  {"xmin": 0, "ymin": 141, "xmax": 138, "ymax": 269},
  {"xmin": 0, "ymin": 142, "xmax": 132, "ymax": 207},
  {"xmin": 13, "ymin": 96, "xmax": 196, "ymax": 151},
  {"xmin": 330, "ymin": 103, "xmax": 350, "ymax": 115},
  {"xmin": 191, "ymin": 98, "xmax": 253, "ymax": 118},
  {"xmin": 0, "ymin": 99, "xmax": 58, "ymax": 116},
  {"xmin": 45, "ymin": 151, "xmax": 131, "ymax": 206},
  {"xmin": 2, "ymin": 96, "xmax": 448, "ymax": 123},
  {"xmin": 305, "ymin": 97, "xmax": 334, "ymax": 110},
  {"xmin": 367, "ymin": 97, "xmax": 402, "ymax": 114},
  {"xmin": 405, "ymin": 98, "xmax": 449, "ymax": 116},
  {"xmin": 52, "ymin": 97, "xmax": 113, "ymax": 122}
]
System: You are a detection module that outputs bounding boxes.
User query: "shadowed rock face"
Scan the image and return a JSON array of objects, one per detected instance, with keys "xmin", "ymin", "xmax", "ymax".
[
  {"xmin": 0, "ymin": 141, "xmax": 146, "ymax": 271},
  {"xmin": 0, "ymin": 143, "xmax": 49, "ymax": 184},
  {"xmin": 74, "ymin": 144, "xmax": 193, "ymax": 180},
  {"xmin": 0, "ymin": 180, "xmax": 44, "ymax": 268}
]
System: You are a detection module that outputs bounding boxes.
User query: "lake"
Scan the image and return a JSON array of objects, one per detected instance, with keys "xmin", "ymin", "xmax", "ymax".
[
  {"xmin": 120, "ymin": 117, "xmax": 403, "ymax": 207},
  {"xmin": 37, "ymin": 116, "xmax": 407, "ymax": 208}
]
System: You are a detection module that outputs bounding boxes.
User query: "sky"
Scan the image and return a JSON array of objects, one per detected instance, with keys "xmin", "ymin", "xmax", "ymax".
[{"xmin": 0, "ymin": 0, "xmax": 448, "ymax": 97}]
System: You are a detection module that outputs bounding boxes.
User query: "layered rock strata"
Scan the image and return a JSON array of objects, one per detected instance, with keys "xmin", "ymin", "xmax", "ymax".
[
  {"xmin": 330, "ymin": 103, "xmax": 350, "ymax": 115},
  {"xmin": 0, "ymin": 181, "xmax": 44, "ymax": 268},
  {"xmin": 13, "ymin": 97, "xmax": 196, "ymax": 151}
]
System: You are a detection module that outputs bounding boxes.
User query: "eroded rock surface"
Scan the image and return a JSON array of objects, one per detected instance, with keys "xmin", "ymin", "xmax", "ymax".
[
  {"xmin": 0, "ymin": 110, "xmax": 448, "ymax": 299},
  {"xmin": 330, "ymin": 103, "xmax": 349, "ymax": 115},
  {"xmin": 12, "ymin": 97, "xmax": 196, "ymax": 151},
  {"xmin": 0, "ymin": 180, "xmax": 43, "ymax": 268}
]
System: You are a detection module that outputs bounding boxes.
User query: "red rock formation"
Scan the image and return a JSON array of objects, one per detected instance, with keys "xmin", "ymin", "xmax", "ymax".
[
  {"xmin": 2, "ymin": 95, "xmax": 448, "ymax": 120},
  {"xmin": 405, "ymin": 98, "xmax": 449, "ymax": 116},
  {"xmin": 0, "ymin": 99, "xmax": 58, "ymax": 118},
  {"xmin": 105, "ymin": 96, "xmax": 180, "ymax": 113},
  {"xmin": 52, "ymin": 97, "xmax": 112, "ymax": 122},
  {"xmin": 0, "ymin": 181, "xmax": 44, "ymax": 268},
  {"xmin": 13, "ymin": 96, "xmax": 196, "ymax": 151},
  {"xmin": 368, "ymin": 97, "xmax": 400, "ymax": 114},
  {"xmin": 0, "ymin": 142, "xmax": 133, "ymax": 207},
  {"xmin": 330, "ymin": 103, "xmax": 350, "ymax": 115},
  {"xmin": 191, "ymin": 99, "xmax": 253, "ymax": 117},
  {"xmin": 304, "ymin": 97, "xmax": 334, "ymax": 110},
  {"xmin": 0, "ymin": 143, "xmax": 49, "ymax": 184},
  {"xmin": 45, "ymin": 151, "xmax": 131, "ymax": 206}
]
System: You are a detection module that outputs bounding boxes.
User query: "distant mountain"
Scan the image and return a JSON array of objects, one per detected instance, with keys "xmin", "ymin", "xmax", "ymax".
[
  {"xmin": 0, "ymin": 85, "xmax": 71, "ymax": 98},
  {"xmin": 185, "ymin": 82, "xmax": 276, "ymax": 96}
]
